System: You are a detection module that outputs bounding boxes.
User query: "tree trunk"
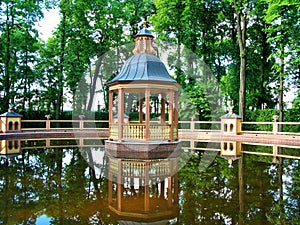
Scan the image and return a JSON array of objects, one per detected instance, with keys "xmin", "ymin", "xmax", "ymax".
[
  {"xmin": 4, "ymin": 1, "xmax": 12, "ymax": 110},
  {"xmin": 239, "ymin": 57, "xmax": 246, "ymax": 120},
  {"xmin": 258, "ymin": 27, "xmax": 268, "ymax": 109},
  {"xmin": 235, "ymin": 0, "xmax": 247, "ymax": 120},
  {"xmin": 86, "ymin": 53, "xmax": 104, "ymax": 111},
  {"xmin": 56, "ymin": 13, "xmax": 67, "ymax": 119},
  {"xmin": 238, "ymin": 154, "xmax": 245, "ymax": 225},
  {"xmin": 278, "ymin": 50, "xmax": 284, "ymax": 132}
]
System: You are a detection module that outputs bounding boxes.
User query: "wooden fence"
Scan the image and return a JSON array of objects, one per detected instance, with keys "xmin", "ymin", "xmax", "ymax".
[{"xmin": 21, "ymin": 120, "xmax": 300, "ymax": 136}]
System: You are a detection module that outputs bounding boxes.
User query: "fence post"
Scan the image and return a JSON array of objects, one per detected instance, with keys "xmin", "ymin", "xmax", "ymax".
[
  {"xmin": 190, "ymin": 140, "xmax": 195, "ymax": 149},
  {"xmin": 272, "ymin": 144, "xmax": 278, "ymax": 163},
  {"xmin": 45, "ymin": 115, "xmax": 51, "ymax": 130},
  {"xmin": 190, "ymin": 116, "xmax": 195, "ymax": 131},
  {"xmin": 273, "ymin": 115, "xmax": 278, "ymax": 135},
  {"xmin": 79, "ymin": 115, "xmax": 85, "ymax": 130}
]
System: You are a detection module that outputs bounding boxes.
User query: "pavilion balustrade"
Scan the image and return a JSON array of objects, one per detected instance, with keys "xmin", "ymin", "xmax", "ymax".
[
  {"xmin": 109, "ymin": 159, "xmax": 178, "ymax": 178},
  {"xmin": 109, "ymin": 123, "xmax": 176, "ymax": 141}
]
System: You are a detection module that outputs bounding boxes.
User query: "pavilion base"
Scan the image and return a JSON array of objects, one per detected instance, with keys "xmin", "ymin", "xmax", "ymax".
[
  {"xmin": 105, "ymin": 140, "xmax": 182, "ymax": 159},
  {"xmin": 108, "ymin": 204, "xmax": 179, "ymax": 223}
]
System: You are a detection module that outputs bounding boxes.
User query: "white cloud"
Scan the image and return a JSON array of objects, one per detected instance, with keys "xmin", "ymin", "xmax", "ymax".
[{"xmin": 36, "ymin": 8, "xmax": 60, "ymax": 41}]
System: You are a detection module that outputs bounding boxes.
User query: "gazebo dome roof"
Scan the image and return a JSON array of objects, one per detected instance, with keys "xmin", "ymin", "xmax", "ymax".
[
  {"xmin": 134, "ymin": 28, "xmax": 154, "ymax": 38},
  {"xmin": 108, "ymin": 54, "xmax": 176, "ymax": 84}
]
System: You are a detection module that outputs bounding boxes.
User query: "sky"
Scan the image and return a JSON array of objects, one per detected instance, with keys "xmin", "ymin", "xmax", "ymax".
[{"xmin": 37, "ymin": 8, "xmax": 60, "ymax": 41}]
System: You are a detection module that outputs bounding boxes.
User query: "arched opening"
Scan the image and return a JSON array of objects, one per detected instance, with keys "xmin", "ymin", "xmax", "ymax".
[
  {"xmin": 229, "ymin": 124, "xmax": 234, "ymax": 132},
  {"xmin": 224, "ymin": 124, "xmax": 228, "ymax": 132},
  {"xmin": 14, "ymin": 122, "xmax": 19, "ymax": 130},
  {"xmin": 229, "ymin": 143, "xmax": 234, "ymax": 151},
  {"xmin": 8, "ymin": 141, "xmax": 13, "ymax": 149},
  {"xmin": 8, "ymin": 121, "xmax": 13, "ymax": 131},
  {"xmin": 14, "ymin": 140, "xmax": 19, "ymax": 148},
  {"xmin": 223, "ymin": 142, "xmax": 227, "ymax": 150}
]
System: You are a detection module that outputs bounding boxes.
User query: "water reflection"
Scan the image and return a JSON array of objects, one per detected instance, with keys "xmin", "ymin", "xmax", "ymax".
[
  {"xmin": 220, "ymin": 141, "xmax": 242, "ymax": 166},
  {"xmin": 0, "ymin": 139, "xmax": 21, "ymax": 155},
  {"xmin": 107, "ymin": 155, "xmax": 179, "ymax": 223},
  {"xmin": 0, "ymin": 138, "xmax": 299, "ymax": 224}
]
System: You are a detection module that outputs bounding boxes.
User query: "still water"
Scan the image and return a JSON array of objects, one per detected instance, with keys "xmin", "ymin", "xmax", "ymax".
[{"xmin": 0, "ymin": 138, "xmax": 299, "ymax": 224}]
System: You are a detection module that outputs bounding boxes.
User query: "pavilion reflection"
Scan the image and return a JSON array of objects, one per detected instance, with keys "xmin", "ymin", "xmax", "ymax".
[
  {"xmin": 0, "ymin": 139, "xmax": 21, "ymax": 164},
  {"xmin": 106, "ymin": 148, "xmax": 180, "ymax": 223},
  {"xmin": 220, "ymin": 141, "xmax": 242, "ymax": 166},
  {"xmin": 0, "ymin": 139, "xmax": 21, "ymax": 155}
]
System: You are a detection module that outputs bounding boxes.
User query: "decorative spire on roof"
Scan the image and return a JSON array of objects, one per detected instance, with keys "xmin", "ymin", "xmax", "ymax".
[
  {"xmin": 143, "ymin": 20, "xmax": 147, "ymax": 28},
  {"xmin": 132, "ymin": 20, "xmax": 156, "ymax": 55}
]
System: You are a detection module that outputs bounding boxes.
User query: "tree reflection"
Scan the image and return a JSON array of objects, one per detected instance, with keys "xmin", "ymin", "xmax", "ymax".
[{"xmin": 0, "ymin": 141, "xmax": 299, "ymax": 224}]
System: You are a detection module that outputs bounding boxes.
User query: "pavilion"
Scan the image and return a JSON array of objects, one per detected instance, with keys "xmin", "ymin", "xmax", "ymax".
[{"xmin": 105, "ymin": 26, "xmax": 181, "ymax": 152}]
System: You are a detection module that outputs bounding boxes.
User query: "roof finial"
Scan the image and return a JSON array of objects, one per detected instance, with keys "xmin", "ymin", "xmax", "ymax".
[
  {"xmin": 133, "ymin": 20, "xmax": 156, "ymax": 55},
  {"xmin": 143, "ymin": 20, "xmax": 147, "ymax": 28}
]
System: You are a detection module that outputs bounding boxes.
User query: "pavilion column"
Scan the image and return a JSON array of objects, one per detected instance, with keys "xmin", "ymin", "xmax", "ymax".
[
  {"xmin": 145, "ymin": 89, "xmax": 150, "ymax": 140},
  {"xmin": 167, "ymin": 175, "xmax": 173, "ymax": 207},
  {"xmin": 161, "ymin": 93, "xmax": 166, "ymax": 124},
  {"xmin": 139, "ymin": 94, "xmax": 143, "ymax": 124},
  {"xmin": 160, "ymin": 179, "xmax": 165, "ymax": 199},
  {"xmin": 117, "ymin": 160, "xmax": 123, "ymax": 211},
  {"xmin": 118, "ymin": 88, "xmax": 124, "ymax": 141},
  {"xmin": 168, "ymin": 89, "xmax": 174, "ymax": 141},
  {"xmin": 168, "ymin": 160, "xmax": 174, "ymax": 207},
  {"xmin": 173, "ymin": 173, "xmax": 178, "ymax": 203},
  {"xmin": 108, "ymin": 172, "xmax": 113, "ymax": 205},
  {"xmin": 144, "ymin": 163, "xmax": 150, "ymax": 212},
  {"xmin": 109, "ymin": 90, "xmax": 113, "ymax": 139},
  {"xmin": 174, "ymin": 91, "xmax": 179, "ymax": 140},
  {"xmin": 109, "ymin": 90, "xmax": 113, "ymax": 124}
]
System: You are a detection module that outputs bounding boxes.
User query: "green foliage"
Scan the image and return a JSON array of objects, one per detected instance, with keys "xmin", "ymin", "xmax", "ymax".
[
  {"xmin": 247, "ymin": 109, "xmax": 279, "ymax": 122},
  {"xmin": 0, "ymin": 0, "xmax": 299, "ymax": 123},
  {"xmin": 245, "ymin": 108, "xmax": 300, "ymax": 132},
  {"xmin": 0, "ymin": 0, "xmax": 52, "ymax": 112}
]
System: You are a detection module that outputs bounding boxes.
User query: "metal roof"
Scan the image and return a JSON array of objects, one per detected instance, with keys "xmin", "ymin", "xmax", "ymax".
[
  {"xmin": 108, "ymin": 54, "xmax": 176, "ymax": 84},
  {"xmin": 134, "ymin": 28, "xmax": 154, "ymax": 38},
  {"xmin": 220, "ymin": 112, "xmax": 241, "ymax": 119},
  {"xmin": 0, "ymin": 111, "xmax": 22, "ymax": 117}
]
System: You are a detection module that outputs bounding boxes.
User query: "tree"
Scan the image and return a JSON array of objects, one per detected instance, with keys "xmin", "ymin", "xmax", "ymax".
[
  {"xmin": 265, "ymin": 0, "xmax": 300, "ymax": 127},
  {"xmin": 151, "ymin": 0, "xmax": 225, "ymax": 120},
  {"xmin": 230, "ymin": 0, "xmax": 248, "ymax": 120},
  {"xmin": 0, "ymin": 0, "xmax": 53, "ymax": 112}
]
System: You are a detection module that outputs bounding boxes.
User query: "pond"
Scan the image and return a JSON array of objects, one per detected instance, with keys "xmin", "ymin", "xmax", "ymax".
[{"xmin": 0, "ymin": 138, "xmax": 299, "ymax": 225}]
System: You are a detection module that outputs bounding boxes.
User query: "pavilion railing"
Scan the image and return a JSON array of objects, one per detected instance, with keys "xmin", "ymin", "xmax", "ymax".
[{"xmin": 110, "ymin": 124, "xmax": 173, "ymax": 141}]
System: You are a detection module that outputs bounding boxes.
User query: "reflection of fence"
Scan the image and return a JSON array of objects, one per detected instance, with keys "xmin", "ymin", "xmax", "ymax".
[
  {"xmin": 20, "ymin": 120, "xmax": 300, "ymax": 135},
  {"xmin": 179, "ymin": 139, "xmax": 300, "ymax": 160},
  {"xmin": 21, "ymin": 120, "xmax": 109, "ymax": 130}
]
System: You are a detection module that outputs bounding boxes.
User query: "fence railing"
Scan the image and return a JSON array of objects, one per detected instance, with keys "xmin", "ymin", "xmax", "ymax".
[
  {"xmin": 241, "ymin": 121, "xmax": 300, "ymax": 135},
  {"xmin": 178, "ymin": 121, "xmax": 221, "ymax": 132},
  {"xmin": 21, "ymin": 120, "xmax": 300, "ymax": 136}
]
